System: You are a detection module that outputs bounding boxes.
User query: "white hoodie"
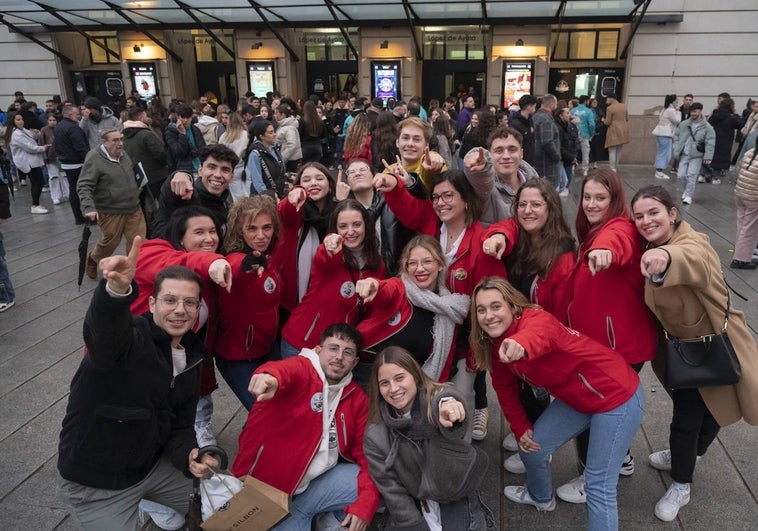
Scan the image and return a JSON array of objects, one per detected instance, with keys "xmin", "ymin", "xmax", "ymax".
[{"xmin": 294, "ymin": 348, "xmax": 353, "ymax": 494}]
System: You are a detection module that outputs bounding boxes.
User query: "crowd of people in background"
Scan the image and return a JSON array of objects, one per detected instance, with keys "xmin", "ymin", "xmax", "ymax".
[{"xmin": 0, "ymin": 84, "xmax": 757, "ymax": 531}]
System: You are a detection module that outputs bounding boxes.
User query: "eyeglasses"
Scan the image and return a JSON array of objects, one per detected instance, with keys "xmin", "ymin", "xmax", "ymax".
[
  {"xmin": 157, "ymin": 296, "xmax": 201, "ymax": 311},
  {"xmin": 346, "ymin": 166, "xmax": 371, "ymax": 177},
  {"xmin": 517, "ymin": 200, "xmax": 546, "ymax": 210},
  {"xmin": 323, "ymin": 343, "xmax": 357, "ymax": 360},
  {"xmin": 430, "ymin": 191, "xmax": 456, "ymax": 204},
  {"xmin": 406, "ymin": 258, "xmax": 437, "ymax": 270}
]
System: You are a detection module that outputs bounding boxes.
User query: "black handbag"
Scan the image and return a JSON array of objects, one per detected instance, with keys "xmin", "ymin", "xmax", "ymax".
[
  {"xmin": 687, "ymin": 126, "xmax": 706, "ymax": 153},
  {"xmin": 663, "ymin": 291, "xmax": 741, "ymax": 389}
]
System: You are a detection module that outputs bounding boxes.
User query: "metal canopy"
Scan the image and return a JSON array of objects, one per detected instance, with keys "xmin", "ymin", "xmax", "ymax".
[{"xmin": 0, "ymin": 0, "xmax": 647, "ymax": 30}]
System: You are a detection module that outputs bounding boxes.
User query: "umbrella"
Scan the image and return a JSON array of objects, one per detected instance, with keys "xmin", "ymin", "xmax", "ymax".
[
  {"xmin": 77, "ymin": 219, "xmax": 93, "ymax": 291},
  {"xmin": 187, "ymin": 445, "xmax": 228, "ymax": 531}
]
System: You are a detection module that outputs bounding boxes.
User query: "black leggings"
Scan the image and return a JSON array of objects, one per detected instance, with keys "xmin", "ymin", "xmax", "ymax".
[{"xmin": 18, "ymin": 166, "xmax": 44, "ymax": 206}]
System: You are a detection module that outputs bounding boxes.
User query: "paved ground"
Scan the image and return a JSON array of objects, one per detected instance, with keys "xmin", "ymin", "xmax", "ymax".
[{"xmin": 0, "ymin": 164, "xmax": 756, "ymax": 530}]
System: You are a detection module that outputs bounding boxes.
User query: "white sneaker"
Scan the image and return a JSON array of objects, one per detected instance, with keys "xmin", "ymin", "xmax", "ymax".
[
  {"xmin": 195, "ymin": 422, "xmax": 217, "ymax": 448},
  {"xmin": 471, "ymin": 407, "xmax": 489, "ymax": 441},
  {"xmin": 504, "ymin": 485, "xmax": 556, "ymax": 512},
  {"xmin": 752, "ymin": 248, "xmax": 758, "ymax": 261},
  {"xmin": 19, "ymin": 180, "xmax": 27, "ymax": 187},
  {"xmin": 649, "ymin": 449, "xmax": 700, "ymax": 471},
  {"xmin": 53, "ymin": 199, "xmax": 61, "ymax": 205},
  {"xmin": 655, "ymin": 171, "xmax": 669, "ymax": 180},
  {"xmin": 31, "ymin": 205, "xmax": 49, "ymax": 214},
  {"xmin": 619, "ymin": 453, "xmax": 635, "ymax": 476},
  {"xmin": 682, "ymin": 196, "xmax": 692, "ymax": 205},
  {"xmin": 0, "ymin": 301, "xmax": 15, "ymax": 313},
  {"xmin": 504, "ymin": 453, "xmax": 526, "ymax": 474},
  {"xmin": 712, "ymin": 178, "xmax": 721, "ymax": 184},
  {"xmin": 654, "ymin": 482, "xmax": 690, "ymax": 522},
  {"xmin": 557, "ymin": 474, "xmax": 586, "ymax": 504},
  {"xmin": 503, "ymin": 433, "xmax": 518, "ymax": 452},
  {"xmin": 697, "ymin": 175, "xmax": 705, "ymax": 183},
  {"xmin": 559, "ymin": 189, "xmax": 569, "ymax": 197}
]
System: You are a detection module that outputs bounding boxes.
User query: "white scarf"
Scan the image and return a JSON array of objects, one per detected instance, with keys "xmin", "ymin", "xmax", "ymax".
[{"xmin": 401, "ymin": 274, "xmax": 470, "ymax": 381}]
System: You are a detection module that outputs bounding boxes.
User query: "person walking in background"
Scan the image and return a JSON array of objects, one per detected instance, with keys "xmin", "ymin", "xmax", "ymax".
[
  {"xmin": 630, "ymin": 185, "xmax": 758, "ymax": 522},
  {"xmin": 603, "ymin": 94, "xmax": 630, "ymax": 172},
  {"xmin": 79, "ymin": 97, "xmax": 122, "ymax": 150},
  {"xmin": 570, "ymin": 95, "xmax": 596, "ymax": 178},
  {"xmin": 39, "ymin": 113, "xmax": 69, "ymax": 205},
  {"xmin": 164, "ymin": 103, "xmax": 206, "ymax": 175},
  {"xmin": 0, "ymin": 164, "xmax": 14, "ymax": 313},
  {"xmin": 7, "ymin": 112, "xmax": 49, "ymax": 214},
  {"xmin": 707, "ymin": 96, "xmax": 742, "ymax": 184},
  {"xmin": 532, "ymin": 94, "xmax": 562, "ymax": 190},
  {"xmin": 652, "ymin": 95, "xmax": 681, "ymax": 180},
  {"xmin": 508, "ymin": 94, "xmax": 537, "ymax": 167},
  {"xmin": 122, "ymin": 106, "xmax": 168, "ymax": 199},
  {"xmin": 673, "ymin": 102, "xmax": 715, "ymax": 205},
  {"xmin": 55, "ymin": 104, "xmax": 89, "ymax": 224},
  {"xmin": 731, "ymin": 136, "xmax": 758, "ymax": 269},
  {"xmin": 78, "ymin": 128, "xmax": 146, "ymax": 280},
  {"xmin": 274, "ymin": 103, "xmax": 302, "ymax": 172}
]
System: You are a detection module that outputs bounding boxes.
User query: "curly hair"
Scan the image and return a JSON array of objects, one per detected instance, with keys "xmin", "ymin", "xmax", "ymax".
[
  {"xmin": 343, "ymin": 113, "xmax": 370, "ymax": 159},
  {"xmin": 223, "ymin": 195, "xmax": 280, "ymax": 253}
]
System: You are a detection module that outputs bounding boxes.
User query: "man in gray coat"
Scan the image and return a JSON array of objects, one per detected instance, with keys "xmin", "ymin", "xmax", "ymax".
[
  {"xmin": 80, "ymin": 97, "xmax": 123, "ymax": 149},
  {"xmin": 531, "ymin": 94, "xmax": 562, "ymax": 189},
  {"xmin": 78, "ymin": 128, "xmax": 146, "ymax": 279}
]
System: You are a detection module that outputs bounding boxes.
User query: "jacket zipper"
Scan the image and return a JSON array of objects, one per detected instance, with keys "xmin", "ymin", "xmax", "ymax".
[
  {"xmin": 245, "ymin": 324, "xmax": 254, "ymax": 356},
  {"xmin": 340, "ymin": 413, "xmax": 347, "ymax": 446},
  {"xmin": 247, "ymin": 445, "xmax": 264, "ymax": 476},
  {"xmin": 605, "ymin": 315, "xmax": 616, "ymax": 350},
  {"xmin": 304, "ymin": 313, "xmax": 320, "ymax": 341},
  {"xmin": 578, "ymin": 374, "xmax": 605, "ymax": 399},
  {"xmin": 170, "ymin": 355, "xmax": 204, "ymax": 389}
]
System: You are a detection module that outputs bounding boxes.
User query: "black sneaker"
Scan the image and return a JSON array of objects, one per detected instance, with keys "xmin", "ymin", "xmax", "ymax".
[{"xmin": 730, "ymin": 260, "xmax": 757, "ymax": 270}]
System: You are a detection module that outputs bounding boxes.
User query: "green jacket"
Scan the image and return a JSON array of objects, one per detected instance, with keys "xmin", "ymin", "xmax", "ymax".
[
  {"xmin": 78, "ymin": 146, "xmax": 141, "ymax": 215},
  {"xmin": 673, "ymin": 118, "xmax": 715, "ymax": 160}
]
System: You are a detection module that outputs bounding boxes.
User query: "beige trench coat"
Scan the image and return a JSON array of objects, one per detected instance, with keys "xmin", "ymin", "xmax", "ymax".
[
  {"xmin": 604, "ymin": 101, "xmax": 630, "ymax": 148},
  {"xmin": 645, "ymin": 221, "xmax": 758, "ymax": 427}
]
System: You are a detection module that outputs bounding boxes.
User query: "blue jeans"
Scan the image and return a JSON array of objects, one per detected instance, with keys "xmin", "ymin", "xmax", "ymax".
[
  {"xmin": 520, "ymin": 383, "xmax": 644, "ymax": 531},
  {"xmin": 215, "ymin": 345, "xmax": 280, "ymax": 411},
  {"xmin": 0, "ymin": 230, "xmax": 15, "ymax": 304},
  {"xmin": 271, "ymin": 463, "xmax": 358, "ymax": 531},
  {"xmin": 677, "ymin": 153, "xmax": 703, "ymax": 199},
  {"xmin": 654, "ymin": 136, "xmax": 673, "ymax": 170},
  {"xmin": 279, "ymin": 338, "xmax": 301, "ymax": 359}
]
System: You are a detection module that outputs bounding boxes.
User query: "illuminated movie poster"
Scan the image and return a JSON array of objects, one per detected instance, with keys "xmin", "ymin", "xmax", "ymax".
[
  {"xmin": 502, "ymin": 60, "xmax": 534, "ymax": 108},
  {"xmin": 247, "ymin": 62, "xmax": 275, "ymax": 96},
  {"xmin": 129, "ymin": 62, "xmax": 158, "ymax": 103},
  {"xmin": 371, "ymin": 61, "xmax": 401, "ymax": 104}
]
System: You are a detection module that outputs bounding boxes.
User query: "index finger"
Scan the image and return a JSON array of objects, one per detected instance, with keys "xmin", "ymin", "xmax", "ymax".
[{"xmin": 127, "ymin": 236, "xmax": 142, "ymax": 263}]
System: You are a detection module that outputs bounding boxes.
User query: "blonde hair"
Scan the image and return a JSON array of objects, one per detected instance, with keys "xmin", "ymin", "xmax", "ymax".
[{"xmin": 469, "ymin": 277, "xmax": 538, "ymax": 371}]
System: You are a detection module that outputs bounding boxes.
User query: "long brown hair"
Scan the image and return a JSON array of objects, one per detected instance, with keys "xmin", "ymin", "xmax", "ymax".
[
  {"xmin": 509, "ymin": 178, "xmax": 576, "ymax": 280},
  {"xmin": 469, "ymin": 277, "xmax": 539, "ymax": 371},
  {"xmin": 367, "ymin": 346, "xmax": 448, "ymax": 424},
  {"xmin": 301, "ymin": 100, "xmax": 324, "ymax": 138},
  {"xmin": 343, "ymin": 113, "xmax": 370, "ymax": 159},
  {"xmin": 575, "ymin": 169, "xmax": 630, "ymax": 247}
]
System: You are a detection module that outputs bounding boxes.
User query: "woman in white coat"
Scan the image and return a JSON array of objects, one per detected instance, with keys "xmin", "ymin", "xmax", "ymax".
[
  {"xmin": 652, "ymin": 95, "xmax": 681, "ymax": 180},
  {"xmin": 6, "ymin": 113, "xmax": 49, "ymax": 214}
]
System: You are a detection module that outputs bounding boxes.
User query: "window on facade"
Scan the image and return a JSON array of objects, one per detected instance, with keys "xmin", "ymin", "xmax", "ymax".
[
  {"xmin": 194, "ymin": 32, "xmax": 234, "ymax": 62},
  {"xmin": 88, "ymin": 33, "xmax": 119, "ymax": 64},
  {"xmin": 551, "ymin": 30, "xmax": 619, "ymax": 61},
  {"xmin": 302, "ymin": 32, "xmax": 359, "ymax": 61},
  {"xmin": 422, "ymin": 31, "xmax": 485, "ymax": 60}
]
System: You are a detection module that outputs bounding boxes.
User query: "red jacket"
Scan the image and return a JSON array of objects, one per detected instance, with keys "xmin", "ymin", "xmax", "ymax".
[
  {"xmin": 131, "ymin": 239, "xmax": 222, "ymax": 396},
  {"xmin": 212, "ymin": 249, "xmax": 283, "ymax": 361},
  {"xmin": 277, "ymin": 194, "xmax": 306, "ymax": 312},
  {"xmin": 490, "ymin": 308, "xmax": 640, "ymax": 440},
  {"xmin": 484, "ymin": 218, "xmax": 576, "ymax": 323},
  {"xmin": 382, "ymin": 179, "xmax": 507, "ymax": 296},
  {"xmin": 357, "ymin": 277, "xmax": 458, "ymax": 381},
  {"xmin": 567, "ymin": 217, "xmax": 657, "ymax": 364},
  {"xmin": 231, "ymin": 355, "xmax": 380, "ymax": 523},
  {"xmin": 282, "ymin": 245, "xmax": 386, "ymax": 350},
  {"xmin": 130, "ymin": 238, "xmax": 223, "ymax": 316}
]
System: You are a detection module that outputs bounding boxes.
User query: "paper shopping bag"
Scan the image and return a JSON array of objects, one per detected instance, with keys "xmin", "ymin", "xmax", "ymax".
[{"xmin": 201, "ymin": 475, "xmax": 290, "ymax": 530}]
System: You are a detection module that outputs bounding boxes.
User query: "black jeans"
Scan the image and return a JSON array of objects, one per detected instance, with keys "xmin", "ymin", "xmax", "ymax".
[
  {"xmin": 669, "ymin": 387, "xmax": 720, "ymax": 484},
  {"xmin": 64, "ymin": 166, "xmax": 85, "ymax": 222},
  {"xmin": 19, "ymin": 167, "xmax": 44, "ymax": 206}
]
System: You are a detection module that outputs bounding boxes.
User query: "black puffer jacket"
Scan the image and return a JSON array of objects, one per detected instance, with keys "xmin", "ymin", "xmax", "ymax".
[{"xmin": 58, "ymin": 280, "xmax": 205, "ymax": 490}]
